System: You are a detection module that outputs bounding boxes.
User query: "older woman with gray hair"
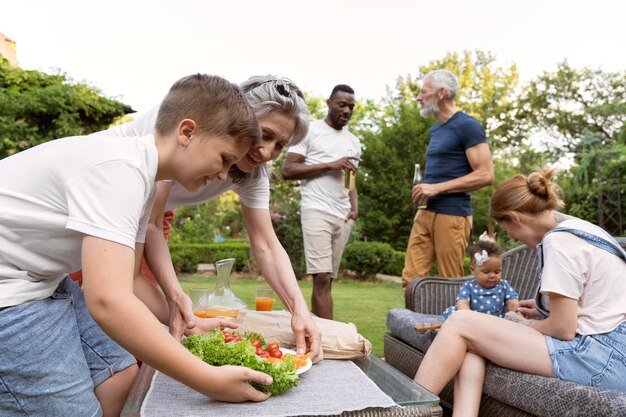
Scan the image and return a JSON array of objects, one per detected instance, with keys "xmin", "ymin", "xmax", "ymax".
[{"xmin": 90, "ymin": 75, "xmax": 322, "ymax": 361}]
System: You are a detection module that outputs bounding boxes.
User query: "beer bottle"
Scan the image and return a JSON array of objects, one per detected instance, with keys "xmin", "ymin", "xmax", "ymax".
[{"xmin": 413, "ymin": 163, "xmax": 426, "ymax": 209}]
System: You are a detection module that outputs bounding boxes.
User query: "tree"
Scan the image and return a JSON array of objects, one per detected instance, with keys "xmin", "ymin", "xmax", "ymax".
[
  {"xmin": 395, "ymin": 50, "xmax": 521, "ymax": 149},
  {"xmin": 562, "ymin": 143, "xmax": 626, "ymax": 236},
  {"xmin": 0, "ymin": 58, "xmax": 131, "ymax": 159},
  {"xmin": 303, "ymin": 92, "xmax": 327, "ymax": 122},
  {"xmin": 267, "ymin": 152, "xmax": 307, "ymax": 277},
  {"xmin": 512, "ymin": 63, "xmax": 626, "ymax": 236},
  {"xmin": 518, "ymin": 62, "xmax": 626, "ymax": 159},
  {"xmin": 170, "ymin": 191, "xmax": 246, "ymax": 243},
  {"xmin": 358, "ymin": 101, "xmax": 430, "ymax": 250}
]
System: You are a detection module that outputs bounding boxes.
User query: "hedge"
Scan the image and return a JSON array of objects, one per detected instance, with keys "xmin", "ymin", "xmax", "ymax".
[
  {"xmin": 169, "ymin": 243, "xmax": 250, "ymax": 273},
  {"xmin": 341, "ymin": 242, "xmax": 470, "ymax": 279},
  {"xmin": 382, "ymin": 250, "xmax": 405, "ymax": 276},
  {"xmin": 342, "ymin": 241, "xmax": 395, "ymax": 280}
]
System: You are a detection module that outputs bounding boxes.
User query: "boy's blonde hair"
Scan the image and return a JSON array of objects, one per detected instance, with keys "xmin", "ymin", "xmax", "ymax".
[{"xmin": 155, "ymin": 74, "xmax": 260, "ymax": 144}]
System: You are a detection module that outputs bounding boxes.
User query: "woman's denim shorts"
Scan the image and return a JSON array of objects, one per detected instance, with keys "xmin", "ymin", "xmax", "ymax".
[
  {"xmin": 545, "ymin": 321, "xmax": 626, "ymax": 391},
  {"xmin": 0, "ymin": 276, "xmax": 136, "ymax": 416}
]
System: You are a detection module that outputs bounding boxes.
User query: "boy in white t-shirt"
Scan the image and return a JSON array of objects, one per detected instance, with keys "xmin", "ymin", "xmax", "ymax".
[
  {"xmin": 77, "ymin": 77, "xmax": 323, "ymax": 362},
  {"xmin": 0, "ymin": 74, "xmax": 275, "ymax": 416}
]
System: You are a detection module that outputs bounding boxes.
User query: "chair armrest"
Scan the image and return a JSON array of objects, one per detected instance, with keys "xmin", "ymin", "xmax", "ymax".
[
  {"xmin": 484, "ymin": 362, "xmax": 626, "ymax": 416},
  {"xmin": 405, "ymin": 275, "xmax": 473, "ymax": 314}
]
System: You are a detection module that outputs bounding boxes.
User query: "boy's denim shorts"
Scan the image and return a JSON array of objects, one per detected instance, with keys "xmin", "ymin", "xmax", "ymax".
[
  {"xmin": 545, "ymin": 321, "xmax": 626, "ymax": 391},
  {"xmin": 0, "ymin": 276, "xmax": 136, "ymax": 416}
]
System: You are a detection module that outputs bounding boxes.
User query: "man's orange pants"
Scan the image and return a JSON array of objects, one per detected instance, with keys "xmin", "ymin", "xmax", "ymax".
[{"xmin": 401, "ymin": 209, "xmax": 471, "ymax": 290}]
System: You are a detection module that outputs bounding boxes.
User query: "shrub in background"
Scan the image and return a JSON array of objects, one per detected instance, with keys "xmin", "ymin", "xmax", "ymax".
[
  {"xmin": 342, "ymin": 241, "xmax": 394, "ymax": 280},
  {"xmin": 0, "ymin": 57, "xmax": 130, "ymax": 159},
  {"xmin": 341, "ymin": 242, "xmax": 470, "ymax": 277},
  {"xmin": 270, "ymin": 201, "xmax": 306, "ymax": 278},
  {"xmin": 213, "ymin": 250, "xmax": 249, "ymax": 271},
  {"xmin": 268, "ymin": 155, "xmax": 308, "ymax": 279},
  {"xmin": 169, "ymin": 242, "xmax": 250, "ymax": 273},
  {"xmin": 382, "ymin": 250, "xmax": 405, "ymax": 276},
  {"xmin": 169, "ymin": 246, "xmax": 200, "ymax": 273},
  {"xmin": 396, "ymin": 255, "xmax": 472, "ymax": 278},
  {"xmin": 169, "ymin": 192, "xmax": 247, "ymax": 244}
]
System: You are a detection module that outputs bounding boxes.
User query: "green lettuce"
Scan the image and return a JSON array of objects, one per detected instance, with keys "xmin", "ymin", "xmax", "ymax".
[{"xmin": 182, "ymin": 329, "xmax": 299, "ymax": 395}]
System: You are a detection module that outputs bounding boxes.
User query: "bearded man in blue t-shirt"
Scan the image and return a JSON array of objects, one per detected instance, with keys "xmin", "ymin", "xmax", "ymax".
[{"xmin": 402, "ymin": 69, "xmax": 494, "ymax": 290}]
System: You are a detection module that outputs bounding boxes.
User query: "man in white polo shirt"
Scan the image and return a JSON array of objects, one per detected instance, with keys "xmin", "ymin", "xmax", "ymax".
[{"xmin": 282, "ymin": 84, "xmax": 361, "ymax": 319}]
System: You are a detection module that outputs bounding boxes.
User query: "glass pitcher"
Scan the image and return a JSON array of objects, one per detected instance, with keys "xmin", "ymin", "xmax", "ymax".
[{"xmin": 205, "ymin": 258, "xmax": 247, "ymax": 318}]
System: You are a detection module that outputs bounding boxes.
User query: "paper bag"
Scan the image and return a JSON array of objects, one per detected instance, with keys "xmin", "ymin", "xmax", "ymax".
[{"xmin": 237, "ymin": 310, "xmax": 372, "ymax": 359}]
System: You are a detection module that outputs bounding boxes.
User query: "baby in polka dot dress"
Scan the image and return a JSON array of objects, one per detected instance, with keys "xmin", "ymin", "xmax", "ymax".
[{"xmin": 443, "ymin": 239, "xmax": 519, "ymax": 320}]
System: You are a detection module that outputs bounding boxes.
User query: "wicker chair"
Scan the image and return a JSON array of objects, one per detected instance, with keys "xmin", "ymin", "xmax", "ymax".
[{"xmin": 384, "ymin": 237, "xmax": 626, "ymax": 417}]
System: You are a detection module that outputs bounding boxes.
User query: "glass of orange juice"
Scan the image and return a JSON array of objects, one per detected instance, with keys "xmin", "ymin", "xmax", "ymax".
[
  {"xmin": 255, "ymin": 287, "xmax": 274, "ymax": 311},
  {"xmin": 190, "ymin": 288, "xmax": 209, "ymax": 318}
]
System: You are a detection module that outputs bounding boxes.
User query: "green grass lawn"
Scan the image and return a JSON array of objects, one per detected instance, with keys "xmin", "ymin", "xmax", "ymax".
[{"xmin": 179, "ymin": 275, "xmax": 405, "ymax": 357}]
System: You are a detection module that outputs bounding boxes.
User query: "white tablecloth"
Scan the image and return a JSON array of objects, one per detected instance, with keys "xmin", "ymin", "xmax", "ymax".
[{"xmin": 141, "ymin": 359, "xmax": 397, "ymax": 417}]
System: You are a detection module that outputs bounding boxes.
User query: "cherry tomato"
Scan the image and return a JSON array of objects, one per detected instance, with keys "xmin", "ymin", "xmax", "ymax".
[
  {"xmin": 269, "ymin": 349, "xmax": 283, "ymax": 358},
  {"xmin": 251, "ymin": 339, "xmax": 261, "ymax": 348},
  {"xmin": 232, "ymin": 336, "xmax": 242, "ymax": 342},
  {"xmin": 267, "ymin": 342, "xmax": 280, "ymax": 352},
  {"xmin": 224, "ymin": 336, "xmax": 234, "ymax": 343}
]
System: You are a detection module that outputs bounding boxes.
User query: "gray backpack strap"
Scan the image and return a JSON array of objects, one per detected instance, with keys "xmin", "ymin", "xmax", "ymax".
[
  {"xmin": 534, "ymin": 271, "xmax": 550, "ymax": 318},
  {"xmin": 548, "ymin": 227, "xmax": 626, "ymax": 262}
]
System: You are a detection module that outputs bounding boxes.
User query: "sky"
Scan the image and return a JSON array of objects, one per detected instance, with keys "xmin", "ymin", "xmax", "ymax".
[{"xmin": 1, "ymin": 0, "xmax": 625, "ymax": 115}]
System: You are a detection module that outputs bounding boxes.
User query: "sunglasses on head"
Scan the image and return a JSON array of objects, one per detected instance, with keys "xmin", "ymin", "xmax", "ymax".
[{"xmin": 263, "ymin": 78, "xmax": 304, "ymax": 100}]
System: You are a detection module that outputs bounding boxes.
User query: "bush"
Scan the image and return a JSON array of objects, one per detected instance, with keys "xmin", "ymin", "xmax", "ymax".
[
  {"xmin": 169, "ymin": 243, "xmax": 250, "ymax": 273},
  {"xmin": 376, "ymin": 250, "xmax": 473, "ymax": 277},
  {"xmin": 169, "ymin": 193, "xmax": 247, "ymax": 245},
  {"xmin": 0, "ymin": 58, "xmax": 130, "ymax": 159},
  {"xmin": 382, "ymin": 250, "xmax": 405, "ymax": 276},
  {"xmin": 169, "ymin": 246, "xmax": 201, "ymax": 273},
  {"xmin": 342, "ymin": 241, "xmax": 395, "ymax": 280},
  {"xmin": 268, "ymin": 155, "xmax": 308, "ymax": 279},
  {"xmin": 213, "ymin": 250, "xmax": 249, "ymax": 271},
  {"xmin": 270, "ymin": 201, "xmax": 307, "ymax": 279},
  {"xmin": 425, "ymin": 257, "xmax": 470, "ymax": 277},
  {"xmin": 341, "ymin": 242, "xmax": 470, "ymax": 278}
]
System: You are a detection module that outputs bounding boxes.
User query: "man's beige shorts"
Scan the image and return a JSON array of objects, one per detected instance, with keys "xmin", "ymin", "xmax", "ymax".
[{"xmin": 301, "ymin": 209, "xmax": 354, "ymax": 279}]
